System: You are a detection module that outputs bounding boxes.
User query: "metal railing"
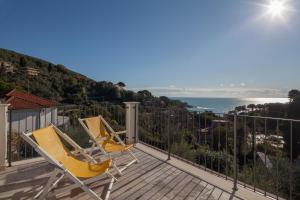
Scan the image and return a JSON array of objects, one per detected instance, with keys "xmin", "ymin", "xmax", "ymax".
[
  {"xmin": 138, "ymin": 107, "xmax": 300, "ymax": 200},
  {"xmin": 7, "ymin": 103, "xmax": 300, "ymax": 199},
  {"xmin": 7, "ymin": 102, "xmax": 126, "ymax": 164}
]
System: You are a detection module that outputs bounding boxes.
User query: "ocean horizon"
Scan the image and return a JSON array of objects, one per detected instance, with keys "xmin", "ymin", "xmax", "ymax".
[{"xmin": 171, "ymin": 97, "xmax": 289, "ymax": 113}]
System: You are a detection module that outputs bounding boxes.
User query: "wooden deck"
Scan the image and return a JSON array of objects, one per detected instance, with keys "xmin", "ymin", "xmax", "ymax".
[{"xmin": 0, "ymin": 144, "xmax": 271, "ymax": 200}]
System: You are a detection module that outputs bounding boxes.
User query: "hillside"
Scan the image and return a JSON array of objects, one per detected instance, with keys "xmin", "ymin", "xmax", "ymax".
[{"xmin": 0, "ymin": 48, "xmax": 185, "ymax": 107}]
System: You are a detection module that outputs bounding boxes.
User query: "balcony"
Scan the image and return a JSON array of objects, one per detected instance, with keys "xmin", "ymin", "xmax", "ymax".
[
  {"xmin": 1, "ymin": 103, "xmax": 299, "ymax": 199},
  {"xmin": 0, "ymin": 143, "xmax": 272, "ymax": 200}
]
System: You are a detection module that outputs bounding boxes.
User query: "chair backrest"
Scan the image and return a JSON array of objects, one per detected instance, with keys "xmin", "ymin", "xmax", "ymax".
[
  {"xmin": 31, "ymin": 126, "xmax": 111, "ymax": 178},
  {"xmin": 32, "ymin": 126, "xmax": 71, "ymax": 164},
  {"xmin": 84, "ymin": 116, "xmax": 110, "ymax": 138}
]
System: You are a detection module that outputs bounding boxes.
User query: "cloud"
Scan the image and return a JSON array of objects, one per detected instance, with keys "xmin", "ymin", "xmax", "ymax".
[{"xmin": 128, "ymin": 86, "xmax": 288, "ymax": 98}]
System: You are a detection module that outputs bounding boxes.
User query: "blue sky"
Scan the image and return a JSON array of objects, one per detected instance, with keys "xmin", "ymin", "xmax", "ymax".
[{"xmin": 0, "ymin": 0, "xmax": 299, "ymax": 97}]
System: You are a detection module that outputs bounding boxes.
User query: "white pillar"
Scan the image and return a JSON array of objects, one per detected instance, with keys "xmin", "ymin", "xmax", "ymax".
[
  {"xmin": 124, "ymin": 102, "xmax": 139, "ymax": 144},
  {"xmin": 0, "ymin": 104, "xmax": 9, "ymax": 170}
]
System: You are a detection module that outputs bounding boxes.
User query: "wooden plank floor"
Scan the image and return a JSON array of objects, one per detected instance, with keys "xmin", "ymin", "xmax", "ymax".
[{"xmin": 0, "ymin": 148, "xmax": 241, "ymax": 200}]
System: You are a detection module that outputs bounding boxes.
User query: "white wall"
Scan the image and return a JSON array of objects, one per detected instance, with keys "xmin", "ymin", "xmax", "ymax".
[
  {"xmin": 39, "ymin": 108, "xmax": 54, "ymax": 128},
  {"xmin": 10, "ymin": 109, "xmax": 39, "ymax": 133},
  {"xmin": 9, "ymin": 107, "xmax": 57, "ymax": 133}
]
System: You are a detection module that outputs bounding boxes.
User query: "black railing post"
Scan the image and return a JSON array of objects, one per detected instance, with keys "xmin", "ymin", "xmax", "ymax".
[
  {"xmin": 264, "ymin": 118, "xmax": 267, "ymax": 196},
  {"xmin": 243, "ymin": 116, "xmax": 247, "ymax": 188},
  {"xmin": 233, "ymin": 112, "xmax": 238, "ymax": 191},
  {"xmin": 290, "ymin": 120, "xmax": 293, "ymax": 200},
  {"xmin": 253, "ymin": 118, "xmax": 256, "ymax": 192},
  {"xmin": 276, "ymin": 120, "xmax": 279, "ymax": 200},
  {"xmin": 167, "ymin": 113, "xmax": 171, "ymax": 160},
  {"xmin": 218, "ymin": 120, "xmax": 221, "ymax": 175},
  {"xmin": 225, "ymin": 118, "xmax": 228, "ymax": 180}
]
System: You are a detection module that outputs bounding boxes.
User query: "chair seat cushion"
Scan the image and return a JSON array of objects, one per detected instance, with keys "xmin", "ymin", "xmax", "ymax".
[
  {"xmin": 33, "ymin": 126, "xmax": 112, "ymax": 178},
  {"xmin": 63, "ymin": 157, "xmax": 112, "ymax": 178},
  {"xmin": 103, "ymin": 140, "xmax": 133, "ymax": 152}
]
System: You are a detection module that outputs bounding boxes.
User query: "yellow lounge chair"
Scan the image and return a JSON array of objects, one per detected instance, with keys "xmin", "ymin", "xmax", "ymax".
[
  {"xmin": 78, "ymin": 115, "xmax": 138, "ymax": 175},
  {"xmin": 21, "ymin": 125, "xmax": 117, "ymax": 200}
]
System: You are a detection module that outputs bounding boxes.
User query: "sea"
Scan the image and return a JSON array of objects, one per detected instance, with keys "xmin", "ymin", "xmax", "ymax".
[{"xmin": 172, "ymin": 97, "xmax": 289, "ymax": 114}]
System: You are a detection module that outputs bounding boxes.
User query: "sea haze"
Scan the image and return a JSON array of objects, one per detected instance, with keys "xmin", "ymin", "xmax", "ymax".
[{"xmin": 172, "ymin": 97, "xmax": 289, "ymax": 114}]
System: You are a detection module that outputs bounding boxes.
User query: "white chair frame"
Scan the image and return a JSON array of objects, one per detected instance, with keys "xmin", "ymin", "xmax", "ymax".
[
  {"xmin": 20, "ymin": 124, "xmax": 117, "ymax": 200},
  {"xmin": 78, "ymin": 115, "xmax": 138, "ymax": 175}
]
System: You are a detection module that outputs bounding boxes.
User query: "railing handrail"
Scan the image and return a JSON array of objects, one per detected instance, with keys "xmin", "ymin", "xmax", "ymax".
[
  {"xmin": 140, "ymin": 106, "xmax": 300, "ymax": 122},
  {"xmin": 235, "ymin": 114, "xmax": 300, "ymax": 122},
  {"xmin": 138, "ymin": 107, "xmax": 299, "ymax": 200}
]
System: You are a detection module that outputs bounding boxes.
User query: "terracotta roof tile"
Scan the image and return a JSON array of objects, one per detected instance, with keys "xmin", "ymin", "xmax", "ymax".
[{"xmin": 0, "ymin": 89, "xmax": 58, "ymax": 110}]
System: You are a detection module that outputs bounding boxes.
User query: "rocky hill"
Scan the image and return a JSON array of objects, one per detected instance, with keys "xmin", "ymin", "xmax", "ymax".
[{"xmin": 0, "ymin": 48, "xmax": 185, "ymax": 107}]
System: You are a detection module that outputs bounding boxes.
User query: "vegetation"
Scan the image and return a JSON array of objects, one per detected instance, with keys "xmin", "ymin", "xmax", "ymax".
[
  {"xmin": 230, "ymin": 89, "xmax": 300, "ymax": 160},
  {"xmin": 0, "ymin": 48, "xmax": 186, "ymax": 108},
  {"xmin": 139, "ymin": 90, "xmax": 300, "ymax": 199}
]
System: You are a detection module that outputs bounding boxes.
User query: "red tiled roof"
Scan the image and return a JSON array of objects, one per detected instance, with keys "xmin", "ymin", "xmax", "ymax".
[{"xmin": 0, "ymin": 89, "xmax": 58, "ymax": 110}]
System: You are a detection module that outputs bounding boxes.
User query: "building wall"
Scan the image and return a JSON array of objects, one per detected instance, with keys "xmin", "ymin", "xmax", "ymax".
[{"xmin": 8, "ymin": 107, "xmax": 57, "ymax": 133}]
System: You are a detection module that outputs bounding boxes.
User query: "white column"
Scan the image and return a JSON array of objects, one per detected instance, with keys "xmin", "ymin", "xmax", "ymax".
[
  {"xmin": 0, "ymin": 104, "xmax": 9, "ymax": 170},
  {"xmin": 124, "ymin": 102, "xmax": 139, "ymax": 144}
]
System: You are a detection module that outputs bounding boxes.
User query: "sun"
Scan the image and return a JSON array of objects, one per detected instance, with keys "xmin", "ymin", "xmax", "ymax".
[
  {"xmin": 251, "ymin": 0, "xmax": 294, "ymax": 25},
  {"xmin": 266, "ymin": 0, "xmax": 287, "ymax": 18}
]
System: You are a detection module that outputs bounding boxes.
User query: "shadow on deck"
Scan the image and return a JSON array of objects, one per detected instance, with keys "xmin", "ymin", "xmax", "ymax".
[{"xmin": 0, "ymin": 144, "xmax": 269, "ymax": 200}]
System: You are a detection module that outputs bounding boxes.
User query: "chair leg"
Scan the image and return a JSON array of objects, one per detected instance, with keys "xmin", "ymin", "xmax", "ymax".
[
  {"xmin": 66, "ymin": 172, "xmax": 103, "ymax": 200},
  {"xmin": 80, "ymin": 172, "xmax": 116, "ymax": 200},
  {"xmin": 128, "ymin": 149, "xmax": 139, "ymax": 163},
  {"xmin": 107, "ymin": 150, "xmax": 139, "ymax": 174},
  {"xmin": 117, "ymin": 150, "xmax": 139, "ymax": 173},
  {"xmin": 35, "ymin": 168, "xmax": 63, "ymax": 199},
  {"xmin": 112, "ymin": 159, "xmax": 123, "ymax": 175},
  {"xmin": 119, "ymin": 159, "xmax": 137, "ymax": 173},
  {"xmin": 104, "ymin": 174, "xmax": 116, "ymax": 200},
  {"xmin": 81, "ymin": 184, "xmax": 103, "ymax": 200}
]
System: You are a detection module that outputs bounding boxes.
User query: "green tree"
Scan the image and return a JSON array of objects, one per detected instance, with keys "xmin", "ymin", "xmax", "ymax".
[
  {"xmin": 235, "ymin": 105, "xmax": 246, "ymax": 112},
  {"xmin": 116, "ymin": 82, "xmax": 126, "ymax": 88},
  {"xmin": 19, "ymin": 57, "xmax": 27, "ymax": 68},
  {"xmin": 288, "ymin": 89, "xmax": 300, "ymax": 102},
  {"xmin": 247, "ymin": 104, "xmax": 256, "ymax": 112}
]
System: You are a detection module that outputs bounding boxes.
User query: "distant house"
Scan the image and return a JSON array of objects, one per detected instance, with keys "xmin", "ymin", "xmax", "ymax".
[
  {"xmin": 248, "ymin": 133, "xmax": 285, "ymax": 149},
  {"xmin": 0, "ymin": 61, "xmax": 14, "ymax": 73},
  {"xmin": 0, "ymin": 89, "xmax": 58, "ymax": 133},
  {"xmin": 25, "ymin": 67, "xmax": 39, "ymax": 76}
]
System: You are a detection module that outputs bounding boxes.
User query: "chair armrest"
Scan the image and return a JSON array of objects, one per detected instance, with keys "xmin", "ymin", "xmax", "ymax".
[
  {"xmin": 94, "ymin": 136, "xmax": 109, "ymax": 143},
  {"xmin": 115, "ymin": 130, "xmax": 127, "ymax": 135}
]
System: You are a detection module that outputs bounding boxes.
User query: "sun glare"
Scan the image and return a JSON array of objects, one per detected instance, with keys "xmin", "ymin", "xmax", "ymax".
[
  {"xmin": 267, "ymin": 0, "xmax": 286, "ymax": 17},
  {"xmin": 253, "ymin": 0, "xmax": 295, "ymax": 24}
]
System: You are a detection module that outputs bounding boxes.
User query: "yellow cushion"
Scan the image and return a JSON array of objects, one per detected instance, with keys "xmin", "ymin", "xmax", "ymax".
[
  {"xmin": 103, "ymin": 141, "xmax": 133, "ymax": 152},
  {"xmin": 84, "ymin": 116, "xmax": 132, "ymax": 153},
  {"xmin": 32, "ymin": 126, "xmax": 111, "ymax": 178},
  {"xmin": 84, "ymin": 117, "xmax": 109, "ymax": 138}
]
